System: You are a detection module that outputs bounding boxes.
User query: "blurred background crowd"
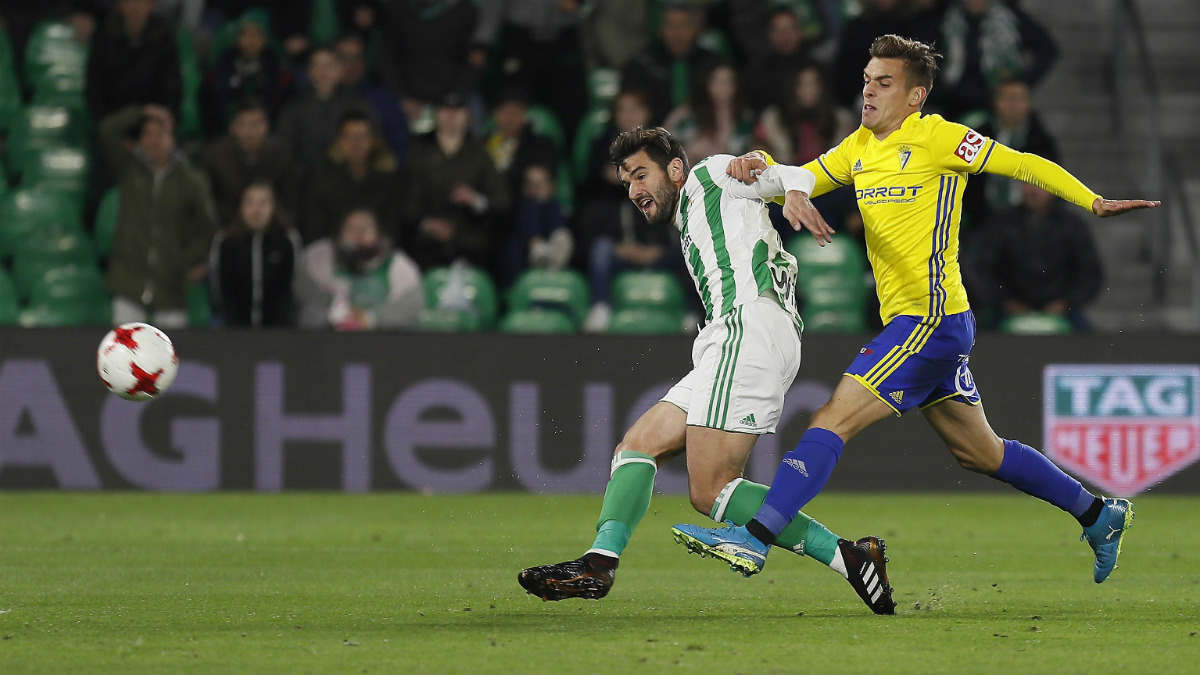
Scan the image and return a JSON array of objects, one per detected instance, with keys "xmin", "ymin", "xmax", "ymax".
[{"xmin": 0, "ymin": 0, "xmax": 1106, "ymax": 335}]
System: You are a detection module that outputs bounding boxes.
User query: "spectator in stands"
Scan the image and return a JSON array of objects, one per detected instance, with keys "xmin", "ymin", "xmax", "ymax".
[
  {"xmin": 299, "ymin": 109, "xmax": 400, "ymax": 244},
  {"xmin": 470, "ymin": 0, "xmax": 587, "ymax": 146},
  {"xmin": 200, "ymin": 11, "xmax": 290, "ymax": 137},
  {"xmin": 580, "ymin": 0, "xmax": 648, "ymax": 70},
  {"xmin": 576, "ymin": 89, "xmax": 654, "ymax": 199},
  {"xmin": 403, "ymin": 91, "xmax": 509, "ymax": 272},
  {"xmin": 664, "ymin": 62, "xmax": 755, "ymax": 161},
  {"xmin": 199, "ymin": 100, "xmax": 294, "ymax": 227},
  {"xmin": 99, "ymin": 104, "xmax": 217, "ymax": 328},
  {"xmin": 276, "ymin": 46, "xmax": 370, "ymax": 170},
  {"xmin": 209, "ymin": 182, "xmax": 303, "ymax": 327},
  {"xmin": 969, "ymin": 182, "xmax": 1104, "ymax": 332},
  {"xmin": 621, "ymin": 3, "xmax": 722, "ymax": 124},
  {"xmin": 963, "ymin": 78, "xmax": 1060, "ymax": 232},
  {"xmin": 86, "ymin": 0, "xmax": 182, "ymax": 122},
  {"xmin": 755, "ymin": 64, "xmax": 855, "ymax": 165},
  {"xmin": 377, "ymin": 0, "xmax": 479, "ymax": 125},
  {"xmin": 580, "ymin": 187, "xmax": 685, "ymax": 333},
  {"xmin": 298, "ymin": 208, "xmax": 423, "ymax": 330},
  {"xmin": 335, "ymin": 31, "xmax": 409, "ymax": 164},
  {"xmin": 337, "ymin": 0, "xmax": 383, "ymax": 43},
  {"xmin": 502, "ymin": 163, "xmax": 573, "ymax": 287},
  {"xmin": 485, "ymin": 89, "xmax": 558, "ymax": 208},
  {"xmin": 938, "ymin": 0, "xmax": 1057, "ymax": 123},
  {"xmin": 832, "ymin": 0, "xmax": 942, "ymax": 108},
  {"xmin": 740, "ymin": 8, "xmax": 816, "ymax": 114}
]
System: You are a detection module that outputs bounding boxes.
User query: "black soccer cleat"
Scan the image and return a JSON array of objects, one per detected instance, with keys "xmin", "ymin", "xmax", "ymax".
[
  {"xmin": 838, "ymin": 536, "xmax": 896, "ymax": 615},
  {"xmin": 518, "ymin": 558, "xmax": 615, "ymax": 601}
]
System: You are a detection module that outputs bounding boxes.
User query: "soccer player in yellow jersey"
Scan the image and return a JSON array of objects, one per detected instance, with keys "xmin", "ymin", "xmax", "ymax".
[{"xmin": 673, "ymin": 35, "xmax": 1159, "ymax": 587}]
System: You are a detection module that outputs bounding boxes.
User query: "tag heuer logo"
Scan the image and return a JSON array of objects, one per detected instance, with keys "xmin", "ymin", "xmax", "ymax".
[
  {"xmin": 889, "ymin": 391, "xmax": 904, "ymax": 404},
  {"xmin": 852, "ymin": 159, "xmax": 863, "ymax": 172},
  {"xmin": 1043, "ymin": 365, "xmax": 1200, "ymax": 496},
  {"xmin": 898, "ymin": 146, "xmax": 912, "ymax": 170}
]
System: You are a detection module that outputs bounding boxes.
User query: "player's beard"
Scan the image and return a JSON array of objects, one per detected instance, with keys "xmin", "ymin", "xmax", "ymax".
[{"xmin": 642, "ymin": 182, "xmax": 681, "ymax": 227}]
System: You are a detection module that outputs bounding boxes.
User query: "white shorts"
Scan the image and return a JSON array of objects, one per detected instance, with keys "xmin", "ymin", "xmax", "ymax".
[{"xmin": 661, "ymin": 296, "xmax": 802, "ymax": 434}]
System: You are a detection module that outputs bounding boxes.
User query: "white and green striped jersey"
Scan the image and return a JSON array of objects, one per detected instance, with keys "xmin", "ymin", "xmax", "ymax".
[{"xmin": 674, "ymin": 154, "xmax": 817, "ymax": 328}]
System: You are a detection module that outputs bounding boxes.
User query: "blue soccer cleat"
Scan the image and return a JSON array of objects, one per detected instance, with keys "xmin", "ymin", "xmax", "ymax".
[
  {"xmin": 1081, "ymin": 497, "xmax": 1135, "ymax": 583},
  {"xmin": 671, "ymin": 523, "xmax": 769, "ymax": 577}
]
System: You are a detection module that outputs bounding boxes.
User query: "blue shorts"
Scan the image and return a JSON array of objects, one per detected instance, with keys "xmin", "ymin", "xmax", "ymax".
[{"xmin": 845, "ymin": 311, "xmax": 981, "ymax": 415}]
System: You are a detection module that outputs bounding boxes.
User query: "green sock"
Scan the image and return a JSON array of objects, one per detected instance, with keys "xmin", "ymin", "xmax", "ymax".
[
  {"xmin": 710, "ymin": 478, "xmax": 840, "ymax": 565},
  {"xmin": 590, "ymin": 451, "xmax": 657, "ymax": 557}
]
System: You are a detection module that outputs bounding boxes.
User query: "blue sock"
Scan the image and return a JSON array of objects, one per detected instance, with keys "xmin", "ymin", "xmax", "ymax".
[
  {"xmin": 753, "ymin": 428, "xmax": 844, "ymax": 538},
  {"xmin": 994, "ymin": 439, "xmax": 1094, "ymax": 516}
]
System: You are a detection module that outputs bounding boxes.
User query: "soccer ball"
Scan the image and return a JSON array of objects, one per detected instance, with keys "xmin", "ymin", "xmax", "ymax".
[{"xmin": 96, "ymin": 322, "xmax": 179, "ymax": 401}]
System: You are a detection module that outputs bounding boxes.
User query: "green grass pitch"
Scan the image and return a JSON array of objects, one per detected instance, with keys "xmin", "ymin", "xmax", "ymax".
[{"xmin": 1, "ymin": 492, "xmax": 1197, "ymax": 674}]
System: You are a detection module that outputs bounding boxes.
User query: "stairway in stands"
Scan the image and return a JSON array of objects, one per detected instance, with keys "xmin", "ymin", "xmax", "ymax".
[{"xmin": 1019, "ymin": 0, "xmax": 1200, "ymax": 332}]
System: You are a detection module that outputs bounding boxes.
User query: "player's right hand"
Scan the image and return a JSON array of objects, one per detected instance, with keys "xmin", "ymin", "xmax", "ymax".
[
  {"xmin": 783, "ymin": 191, "xmax": 834, "ymax": 246},
  {"xmin": 726, "ymin": 152, "xmax": 769, "ymax": 184}
]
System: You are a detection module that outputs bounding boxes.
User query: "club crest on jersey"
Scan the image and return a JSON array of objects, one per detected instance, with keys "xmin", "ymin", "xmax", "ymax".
[
  {"xmin": 897, "ymin": 146, "xmax": 912, "ymax": 170},
  {"xmin": 852, "ymin": 159, "xmax": 863, "ymax": 172}
]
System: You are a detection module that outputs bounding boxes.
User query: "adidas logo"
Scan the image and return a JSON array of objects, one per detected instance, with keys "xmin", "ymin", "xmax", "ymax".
[
  {"xmin": 852, "ymin": 159, "xmax": 863, "ymax": 172},
  {"xmin": 784, "ymin": 458, "xmax": 809, "ymax": 477},
  {"xmin": 889, "ymin": 391, "xmax": 904, "ymax": 404},
  {"xmin": 739, "ymin": 413, "xmax": 757, "ymax": 428}
]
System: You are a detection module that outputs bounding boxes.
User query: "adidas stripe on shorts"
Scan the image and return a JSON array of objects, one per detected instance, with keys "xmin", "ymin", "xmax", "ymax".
[{"xmin": 661, "ymin": 295, "xmax": 801, "ymax": 435}]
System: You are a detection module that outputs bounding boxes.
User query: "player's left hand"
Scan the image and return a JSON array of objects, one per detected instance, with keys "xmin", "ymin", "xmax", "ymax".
[
  {"xmin": 726, "ymin": 152, "xmax": 769, "ymax": 184},
  {"xmin": 1092, "ymin": 197, "xmax": 1161, "ymax": 218},
  {"xmin": 783, "ymin": 190, "xmax": 834, "ymax": 246}
]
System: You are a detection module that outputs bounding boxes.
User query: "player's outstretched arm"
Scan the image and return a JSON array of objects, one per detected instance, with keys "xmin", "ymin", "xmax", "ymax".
[
  {"xmin": 724, "ymin": 152, "xmax": 835, "ymax": 245},
  {"xmin": 1092, "ymin": 197, "xmax": 1162, "ymax": 218}
]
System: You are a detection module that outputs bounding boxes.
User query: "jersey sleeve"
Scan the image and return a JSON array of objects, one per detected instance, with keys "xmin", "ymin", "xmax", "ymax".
[
  {"xmin": 976, "ymin": 142, "xmax": 1102, "ymax": 212},
  {"xmin": 799, "ymin": 133, "xmax": 856, "ymax": 198},
  {"xmin": 930, "ymin": 119, "xmax": 994, "ymax": 174},
  {"xmin": 695, "ymin": 154, "xmax": 816, "ymax": 203}
]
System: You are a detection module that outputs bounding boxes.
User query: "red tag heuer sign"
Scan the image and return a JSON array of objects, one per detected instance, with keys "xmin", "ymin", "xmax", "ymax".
[{"xmin": 1044, "ymin": 365, "xmax": 1200, "ymax": 496}]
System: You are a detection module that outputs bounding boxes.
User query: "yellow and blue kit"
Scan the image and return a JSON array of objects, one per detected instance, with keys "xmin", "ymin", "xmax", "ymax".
[{"xmin": 797, "ymin": 112, "xmax": 1101, "ymax": 414}]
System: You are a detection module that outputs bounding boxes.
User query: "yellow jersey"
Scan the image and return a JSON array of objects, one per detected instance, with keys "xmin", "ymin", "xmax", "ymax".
[{"xmin": 798, "ymin": 113, "xmax": 1101, "ymax": 325}]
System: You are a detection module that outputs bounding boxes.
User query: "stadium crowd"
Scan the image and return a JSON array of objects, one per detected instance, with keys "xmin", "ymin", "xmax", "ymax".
[{"xmin": 0, "ymin": 0, "xmax": 1102, "ymax": 334}]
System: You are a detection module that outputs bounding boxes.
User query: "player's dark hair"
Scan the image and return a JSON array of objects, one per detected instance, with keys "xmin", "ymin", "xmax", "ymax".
[
  {"xmin": 609, "ymin": 126, "xmax": 689, "ymax": 176},
  {"xmin": 869, "ymin": 34, "xmax": 941, "ymax": 94}
]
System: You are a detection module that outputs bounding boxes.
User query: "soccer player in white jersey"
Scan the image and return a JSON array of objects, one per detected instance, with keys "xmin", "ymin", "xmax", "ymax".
[{"xmin": 518, "ymin": 127, "xmax": 898, "ymax": 614}]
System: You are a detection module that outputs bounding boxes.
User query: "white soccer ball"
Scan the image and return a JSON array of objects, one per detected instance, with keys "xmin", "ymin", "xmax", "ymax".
[{"xmin": 96, "ymin": 322, "xmax": 179, "ymax": 401}]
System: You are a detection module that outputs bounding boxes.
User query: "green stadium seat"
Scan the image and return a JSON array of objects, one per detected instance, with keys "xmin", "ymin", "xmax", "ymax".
[
  {"xmin": 499, "ymin": 308, "xmax": 577, "ymax": 334},
  {"xmin": 0, "ymin": 186, "xmax": 85, "ymax": 259},
  {"xmin": 786, "ymin": 234, "xmax": 870, "ymax": 318},
  {"xmin": 607, "ymin": 307, "xmax": 683, "ymax": 335},
  {"xmin": 19, "ymin": 300, "xmax": 110, "ymax": 327},
  {"xmin": 16, "ymin": 228, "xmax": 95, "ymax": 265},
  {"xmin": 422, "ymin": 264, "xmax": 499, "ymax": 329},
  {"xmin": 507, "ymin": 268, "xmax": 590, "ymax": 328},
  {"xmin": 19, "ymin": 146, "xmax": 91, "ymax": 200},
  {"xmin": 999, "ymin": 313, "xmax": 1073, "ymax": 335},
  {"xmin": 0, "ymin": 268, "xmax": 19, "ymax": 324},
  {"xmin": 31, "ymin": 67, "xmax": 87, "ymax": 112},
  {"xmin": 93, "ymin": 187, "xmax": 120, "ymax": 259},
  {"xmin": 611, "ymin": 270, "xmax": 687, "ymax": 314},
  {"xmin": 525, "ymin": 105, "xmax": 567, "ymax": 155},
  {"xmin": 417, "ymin": 307, "xmax": 482, "ymax": 332},
  {"xmin": 5, "ymin": 105, "xmax": 86, "ymax": 177},
  {"xmin": 23, "ymin": 21, "xmax": 87, "ymax": 89}
]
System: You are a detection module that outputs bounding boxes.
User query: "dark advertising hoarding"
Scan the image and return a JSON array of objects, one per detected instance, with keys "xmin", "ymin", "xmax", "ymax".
[{"xmin": 1, "ymin": 328, "xmax": 1196, "ymax": 494}]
